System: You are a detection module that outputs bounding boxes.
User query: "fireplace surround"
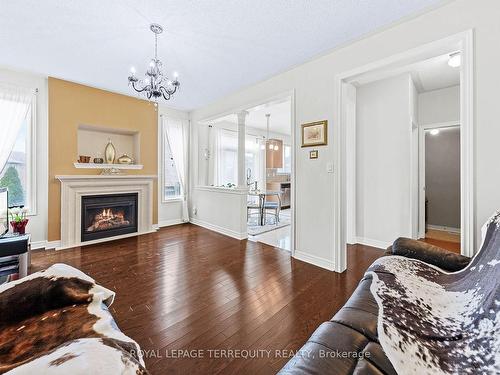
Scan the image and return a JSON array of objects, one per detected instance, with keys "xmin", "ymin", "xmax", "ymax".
[
  {"xmin": 81, "ymin": 193, "xmax": 138, "ymax": 242},
  {"xmin": 56, "ymin": 175, "xmax": 156, "ymax": 249}
]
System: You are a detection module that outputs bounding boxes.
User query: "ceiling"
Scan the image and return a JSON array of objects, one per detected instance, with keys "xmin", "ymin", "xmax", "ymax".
[
  {"xmin": 213, "ymin": 99, "xmax": 291, "ymax": 135},
  {"xmin": 352, "ymin": 52, "xmax": 460, "ymax": 92},
  {"xmin": 0, "ymin": 0, "xmax": 445, "ymax": 110},
  {"xmin": 410, "ymin": 54, "xmax": 460, "ymax": 92}
]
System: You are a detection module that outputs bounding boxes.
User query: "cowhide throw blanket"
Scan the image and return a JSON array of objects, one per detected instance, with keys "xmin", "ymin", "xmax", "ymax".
[
  {"xmin": 368, "ymin": 212, "xmax": 500, "ymax": 374},
  {"xmin": 0, "ymin": 263, "xmax": 147, "ymax": 374}
]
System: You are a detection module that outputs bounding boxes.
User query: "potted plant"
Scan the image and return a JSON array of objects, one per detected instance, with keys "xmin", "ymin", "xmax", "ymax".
[{"xmin": 9, "ymin": 206, "xmax": 29, "ymax": 234}]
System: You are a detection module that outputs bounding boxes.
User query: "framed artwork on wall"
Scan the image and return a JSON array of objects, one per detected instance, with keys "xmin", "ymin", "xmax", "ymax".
[{"xmin": 301, "ymin": 120, "xmax": 327, "ymax": 147}]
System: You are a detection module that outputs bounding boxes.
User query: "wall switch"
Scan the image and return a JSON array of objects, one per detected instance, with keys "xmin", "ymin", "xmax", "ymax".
[{"xmin": 326, "ymin": 162, "xmax": 334, "ymax": 173}]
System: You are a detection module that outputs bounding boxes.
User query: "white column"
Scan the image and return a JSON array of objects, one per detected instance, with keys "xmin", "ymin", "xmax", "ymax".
[{"xmin": 237, "ymin": 111, "xmax": 248, "ymax": 188}]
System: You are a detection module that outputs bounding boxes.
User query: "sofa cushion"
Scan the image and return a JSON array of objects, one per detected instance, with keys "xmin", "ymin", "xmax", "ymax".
[
  {"xmin": 389, "ymin": 237, "xmax": 470, "ymax": 271},
  {"xmin": 331, "ymin": 277, "xmax": 379, "ymax": 342},
  {"xmin": 279, "ymin": 323, "xmax": 370, "ymax": 374},
  {"xmin": 340, "ymin": 277, "xmax": 379, "ymax": 315},
  {"xmin": 362, "ymin": 343, "xmax": 397, "ymax": 375},
  {"xmin": 278, "ymin": 278, "xmax": 397, "ymax": 375},
  {"xmin": 352, "ymin": 360, "xmax": 385, "ymax": 375}
]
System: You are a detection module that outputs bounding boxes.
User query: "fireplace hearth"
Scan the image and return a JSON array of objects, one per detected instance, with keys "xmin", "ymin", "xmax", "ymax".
[{"xmin": 81, "ymin": 193, "xmax": 138, "ymax": 242}]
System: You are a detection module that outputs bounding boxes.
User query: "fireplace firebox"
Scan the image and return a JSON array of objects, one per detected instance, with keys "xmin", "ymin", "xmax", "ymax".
[{"xmin": 81, "ymin": 193, "xmax": 138, "ymax": 242}]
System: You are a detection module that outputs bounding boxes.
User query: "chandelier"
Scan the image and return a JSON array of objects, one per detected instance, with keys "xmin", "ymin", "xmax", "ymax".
[{"xmin": 128, "ymin": 24, "xmax": 180, "ymax": 101}]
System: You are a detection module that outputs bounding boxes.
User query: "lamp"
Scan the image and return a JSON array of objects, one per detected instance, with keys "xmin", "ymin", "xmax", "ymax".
[{"xmin": 448, "ymin": 52, "xmax": 461, "ymax": 68}]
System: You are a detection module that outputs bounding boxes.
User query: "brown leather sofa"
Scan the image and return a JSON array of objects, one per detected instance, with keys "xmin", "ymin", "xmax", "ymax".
[{"xmin": 278, "ymin": 238, "xmax": 470, "ymax": 374}]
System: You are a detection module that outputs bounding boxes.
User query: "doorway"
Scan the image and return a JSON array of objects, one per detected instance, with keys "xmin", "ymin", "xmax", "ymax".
[
  {"xmin": 195, "ymin": 91, "xmax": 296, "ymax": 254},
  {"xmin": 419, "ymin": 123, "xmax": 461, "ymax": 253},
  {"xmin": 335, "ymin": 31, "xmax": 474, "ymax": 272},
  {"xmin": 245, "ymin": 98, "xmax": 293, "ymax": 252}
]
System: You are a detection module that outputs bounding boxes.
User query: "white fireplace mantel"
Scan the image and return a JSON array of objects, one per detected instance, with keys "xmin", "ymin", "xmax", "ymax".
[{"xmin": 56, "ymin": 174, "xmax": 157, "ymax": 249}]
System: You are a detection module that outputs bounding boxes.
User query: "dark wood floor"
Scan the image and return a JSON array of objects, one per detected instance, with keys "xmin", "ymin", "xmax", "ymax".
[
  {"xmin": 421, "ymin": 237, "xmax": 461, "ymax": 254},
  {"xmin": 31, "ymin": 224, "xmax": 382, "ymax": 375}
]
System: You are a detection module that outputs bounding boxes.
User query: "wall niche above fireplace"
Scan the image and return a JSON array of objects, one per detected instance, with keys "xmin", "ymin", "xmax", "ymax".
[
  {"xmin": 81, "ymin": 193, "xmax": 138, "ymax": 242},
  {"xmin": 77, "ymin": 123, "xmax": 141, "ymax": 164}
]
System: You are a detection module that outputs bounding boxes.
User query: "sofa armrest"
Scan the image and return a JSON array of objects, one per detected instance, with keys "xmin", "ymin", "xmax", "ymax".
[{"xmin": 386, "ymin": 237, "xmax": 470, "ymax": 272}]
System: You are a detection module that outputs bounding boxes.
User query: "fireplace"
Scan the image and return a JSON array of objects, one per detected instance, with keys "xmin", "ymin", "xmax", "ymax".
[{"xmin": 81, "ymin": 193, "xmax": 138, "ymax": 242}]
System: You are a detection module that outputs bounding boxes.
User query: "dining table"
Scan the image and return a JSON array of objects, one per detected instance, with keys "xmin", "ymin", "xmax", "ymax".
[{"xmin": 248, "ymin": 190, "xmax": 281, "ymax": 226}]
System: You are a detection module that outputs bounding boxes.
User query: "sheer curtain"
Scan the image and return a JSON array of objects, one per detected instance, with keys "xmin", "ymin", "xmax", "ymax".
[
  {"xmin": 216, "ymin": 129, "xmax": 238, "ymax": 186},
  {"xmin": 207, "ymin": 125, "xmax": 219, "ymax": 186},
  {"xmin": 0, "ymin": 85, "xmax": 32, "ymax": 172},
  {"xmin": 163, "ymin": 116, "xmax": 189, "ymax": 222}
]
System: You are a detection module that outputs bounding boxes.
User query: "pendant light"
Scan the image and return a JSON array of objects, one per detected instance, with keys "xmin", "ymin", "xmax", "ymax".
[
  {"xmin": 265, "ymin": 113, "xmax": 280, "ymax": 151},
  {"xmin": 266, "ymin": 114, "xmax": 273, "ymax": 150}
]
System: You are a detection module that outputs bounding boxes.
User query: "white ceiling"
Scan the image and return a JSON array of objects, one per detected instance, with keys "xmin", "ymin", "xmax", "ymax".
[
  {"xmin": 352, "ymin": 52, "xmax": 460, "ymax": 92},
  {"xmin": 0, "ymin": 0, "xmax": 444, "ymax": 110},
  {"xmin": 410, "ymin": 54, "xmax": 460, "ymax": 92},
  {"xmin": 213, "ymin": 99, "xmax": 291, "ymax": 135}
]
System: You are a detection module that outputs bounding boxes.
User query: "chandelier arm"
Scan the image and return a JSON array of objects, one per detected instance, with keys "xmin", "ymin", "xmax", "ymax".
[
  {"xmin": 163, "ymin": 85, "xmax": 177, "ymax": 96},
  {"xmin": 160, "ymin": 86, "xmax": 172, "ymax": 100},
  {"xmin": 130, "ymin": 81, "xmax": 149, "ymax": 93}
]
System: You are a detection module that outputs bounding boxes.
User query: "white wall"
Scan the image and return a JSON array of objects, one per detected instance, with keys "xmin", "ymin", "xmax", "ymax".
[
  {"xmin": 190, "ymin": 187, "xmax": 247, "ymax": 239},
  {"xmin": 418, "ymin": 85, "xmax": 460, "ymax": 125},
  {"xmin": 425, "ymin": 127, "xmax": 461, "ymax": 229},
  {"xmin": 355, "ymin": 74, "xmax": 412, "ymax": 247},
  {"xmin": 0, "ymin": 67, "xmax": 48, "ymax": 247},
  {"xmin": 189, "ymin": 0, "xmax": 500, "ymax": 271},
  {"xmin": 157, "ymin": 104, "xmax": 190, "ymax": 227},
  {"xmin": 410, "ymin": 77, "xmax": 419, "ymax": 239}
]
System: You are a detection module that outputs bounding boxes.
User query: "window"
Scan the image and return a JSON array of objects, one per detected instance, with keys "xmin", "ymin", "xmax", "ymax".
[
  {"xmin": 211, "ymin": 128, "xmax": 265, "ymax": 188},
  {"xmin": 217, "ymin": 129, "xmax": 238, "ymax": 186},
  {"xmin": 163, "ymin": 139, "xmax": 182, "ymax": 200},
  {"xmin": 277, "ymin": 144, "xmax": 292, "ymax": 174},
  {"xmin": 0, "ymin": 87, "xmax": 35, "ymax": 212},
  {"xmin": 245, "ymin": 136, "xmax": 265, "ymax": 189}
]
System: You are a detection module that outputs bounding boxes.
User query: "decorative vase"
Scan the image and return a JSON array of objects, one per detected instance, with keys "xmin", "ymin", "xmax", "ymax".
[
  {"xmin": 11, "ymin": 219, "xmax": 28, "ymax": 234},
  {"xmin": 104, "ymin": 139, "xmax": 116, "ymax": 164},
  {"xmin": 117, "ymin": 154, "xmax": 133, "ymax": 164}
]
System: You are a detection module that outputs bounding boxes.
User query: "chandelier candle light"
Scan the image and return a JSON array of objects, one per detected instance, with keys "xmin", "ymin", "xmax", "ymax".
[{"xmin": 128, "ymin": 24, "xmax": 180, "ymax": 101}]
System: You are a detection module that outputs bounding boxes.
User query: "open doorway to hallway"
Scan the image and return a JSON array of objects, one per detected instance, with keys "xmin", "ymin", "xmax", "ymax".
[
  {"xmin": 352, "ymin": 52, "xmax": 461, "ymax": 252},
  {"xmin": 339, "ymin": 34, "xmax": 472, "ymax": 260}
]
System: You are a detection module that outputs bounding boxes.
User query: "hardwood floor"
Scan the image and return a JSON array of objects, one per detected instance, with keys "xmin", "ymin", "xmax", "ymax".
[
  {"xmin": 31, "ymin": 224, "xmax": 382, "ymax": 375},
  {"xmin": 421, "ymin": 237, "xmax": 461, "ymax": 254}
]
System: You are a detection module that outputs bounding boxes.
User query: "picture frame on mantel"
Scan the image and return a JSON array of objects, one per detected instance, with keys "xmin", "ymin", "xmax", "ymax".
[{"xmin": 301, "ymin": 120, "xmax": 327, "ymax": 147}]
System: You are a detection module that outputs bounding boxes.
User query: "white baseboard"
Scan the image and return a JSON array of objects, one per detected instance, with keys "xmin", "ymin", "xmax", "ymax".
[
  {"xmin": 158, "ymin": 219, "xmax": 185, "ymax": 228},
  {"xmin": 28, "ymin": 240, "xmax": 57, "ymax": 250},
  {"xmin": 354, "ymin": 237, "xmax": 391, "ymax": 250},
  {"xmin": 31, "ymin": 240, "xmax": 48, "ymax": 250},
  {"xmin": 293, "ymin": 250, "xmax": 335, "ymax": 271},
  {"xmin": 427, "ymin": 224, "xmax": 461, "ymax": 234},
  {"xmin": 45, "ymin": 240, "xmax": 61, "ymax": 250},
  {"xmin": 189, "ymin": 218, "xmax": 247, "ymax": 240}
]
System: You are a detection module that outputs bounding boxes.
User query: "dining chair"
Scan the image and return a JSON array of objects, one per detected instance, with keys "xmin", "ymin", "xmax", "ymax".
[
  {"xmin": 247, "ymin": 196, "xmax": 261, "ymax": 223},
  {"xmin": 264, "ymin": 193, "xmax": 281, "ymax": 225}
]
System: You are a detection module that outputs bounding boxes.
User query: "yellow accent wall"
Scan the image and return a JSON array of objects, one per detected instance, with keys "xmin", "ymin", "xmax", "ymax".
[{"xmin": 48, "ymin": 77, "xmax": 158, "ymax": 242}]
